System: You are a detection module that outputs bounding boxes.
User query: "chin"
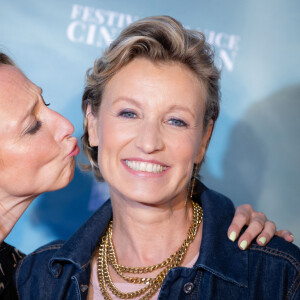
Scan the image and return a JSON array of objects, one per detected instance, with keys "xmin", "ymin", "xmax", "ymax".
[
  {"xmin": 62, "ymin": 167, "xmax": 76, "ymax": 188},
  {"xmin": 50, "ymin": 163, "xmax": 76, "ymax": 191},
  {"xmin": 123, "ymin": 188, "xmax": 169, "ymax": 206}
]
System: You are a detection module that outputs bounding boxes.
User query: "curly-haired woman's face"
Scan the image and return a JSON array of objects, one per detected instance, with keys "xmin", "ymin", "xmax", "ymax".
[
  {"xmin": 0, "ymin": 65, "xmax": 79, "ymax": 197},
  {"xmin": 88, "ymin": 58, "xmax": 213, "ymax": 205}
]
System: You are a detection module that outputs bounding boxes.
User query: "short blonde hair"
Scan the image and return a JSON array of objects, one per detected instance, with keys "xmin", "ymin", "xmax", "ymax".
[{"xmin": 81, "ymin": 15, "xmax": 220, "ymax": 181}]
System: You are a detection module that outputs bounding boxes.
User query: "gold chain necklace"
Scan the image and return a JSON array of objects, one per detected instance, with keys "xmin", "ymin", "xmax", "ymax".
[{"xmin": 97, "ymin": 201, "xmax": 203, "ymax": 300}]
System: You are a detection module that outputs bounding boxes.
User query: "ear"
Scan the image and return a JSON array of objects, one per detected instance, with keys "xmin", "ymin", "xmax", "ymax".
[
  {"xmin": 195, "ymin": 120, "xmax": 214, "ymax": 164},
  {"xmin": 86, "ymin": 104, "xmax": 99, "ymax": 147}
]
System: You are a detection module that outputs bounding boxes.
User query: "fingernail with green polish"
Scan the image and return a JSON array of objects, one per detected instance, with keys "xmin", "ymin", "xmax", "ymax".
[
  {"xmin": 259, "ymin": 237, "xmax": 266, "ymax": 245},
  {"xmin": 229, "ymin": 231, "xmax": 237, "ymax": 242},
  {"xmin": 240, "ymin": 240, "xmax": 248, "ymax": 250}
]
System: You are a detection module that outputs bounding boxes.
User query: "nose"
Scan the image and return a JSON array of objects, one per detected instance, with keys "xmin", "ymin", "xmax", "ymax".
[
  {"xmin": 134, "ymin": 120, "xmax": 164, "ymax": 154},
  {"xmin": 48, "ymin": 109, "xmax": 75, "ymax": 142}
]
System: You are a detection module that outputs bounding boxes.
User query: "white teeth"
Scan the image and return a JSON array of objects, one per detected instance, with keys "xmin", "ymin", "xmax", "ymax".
[
  {"xmin": 125, "ymin": 160, "xmax": 167, "ymax": 173},
  {"xmin": 140, "ymin": 162, "xmax": 146, "ymax": 171},
  {"xmin": 146, "ymin": 163, "xmax": 152, "ymax": 172}
]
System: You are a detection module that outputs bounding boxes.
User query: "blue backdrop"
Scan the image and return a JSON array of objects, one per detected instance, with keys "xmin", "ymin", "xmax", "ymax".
[{"xmin": 1, "ymin": 0, "xmax": 299, "ymax": 251}]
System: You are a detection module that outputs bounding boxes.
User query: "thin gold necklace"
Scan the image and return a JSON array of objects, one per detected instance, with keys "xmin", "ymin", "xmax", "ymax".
[{"xmin": 97, "ymin": 201, "xmax": 203, "ymax": 299}]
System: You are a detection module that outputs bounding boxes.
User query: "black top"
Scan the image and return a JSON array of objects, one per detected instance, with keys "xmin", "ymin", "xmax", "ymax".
[{"xmin": 0, "ymin": 242, "xmax": 25, "ymax": 299}]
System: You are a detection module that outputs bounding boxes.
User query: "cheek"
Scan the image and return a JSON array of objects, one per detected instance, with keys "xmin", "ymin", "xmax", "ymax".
[
  {"xmin": 28, "ymin": 137, "xmax": 60, "ymax": 166},
  {"xmin": 165, "ymin": 131, "xmax": 202, "ymax": 191},
  {"xmin": 97, "ymin": 116, "xmax": 135, "ymax": 160},
  {"xmin": 5, "ymin": 136, "xmax": 60, "ymax": 177},
  {"xmin": 166, "ymin": 130, "xmax": 202, "ymax": 165},
  {"xmin": 97, "ymin": 118, "xmax": 118, "ymax": 176}
]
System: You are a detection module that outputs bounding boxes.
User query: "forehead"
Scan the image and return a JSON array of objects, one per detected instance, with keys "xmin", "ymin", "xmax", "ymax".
[
  {"xmin": 0, "ymin": 65, "xmax": 41, "ymax": 116},
  {"xmin": 103, "ymin": 58, "xmax": 206, "ymax": 109}
]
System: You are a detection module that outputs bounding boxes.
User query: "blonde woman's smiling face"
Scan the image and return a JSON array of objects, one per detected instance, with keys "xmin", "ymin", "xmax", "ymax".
[
  {"xmin": 88, "ymin": 58, "xmax": 213, "ymax": 206},
  {"xmin": 0, "ymin": 65, "xmax": 79, "ymax": 198}
]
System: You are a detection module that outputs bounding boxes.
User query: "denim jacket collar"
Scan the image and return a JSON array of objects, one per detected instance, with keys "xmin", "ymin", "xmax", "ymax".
[
  {"xmin": 48, "ymin": 182, "xmax": 248, "ymax": 287},
  {"xmin": 48, "ymin": 200, "xmax": 113, "ymax": 277},
  {"xmin": 195, "ymin": 183, "xmax": 248, "ymax": 288}
]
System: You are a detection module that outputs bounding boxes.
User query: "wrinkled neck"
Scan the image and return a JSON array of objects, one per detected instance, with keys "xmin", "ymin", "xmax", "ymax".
[{"xmin": 0, "ymin": 193, "xmax": 35, "ymax": 243}]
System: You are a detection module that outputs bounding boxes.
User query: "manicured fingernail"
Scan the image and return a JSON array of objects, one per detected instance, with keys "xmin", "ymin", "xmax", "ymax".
[
  {"xmin": 240, "ymin": 240, "xmax": 248, "ymax": 250},
  {"xmin": 259, "ymin": 237, "xmax": 266, "ymax": 245},
  {"xmin": 229, "ymin": 231, "xmax": 237, "ymax": 242},
  {"xmin": 290, "ymin": 235, "xmax": 294, "ymax": 240}
]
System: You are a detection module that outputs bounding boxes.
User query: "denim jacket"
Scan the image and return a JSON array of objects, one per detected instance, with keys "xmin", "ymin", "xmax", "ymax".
[{"xmin": 15, "ymin": 182, "xmax": 300, "ymax": 299}]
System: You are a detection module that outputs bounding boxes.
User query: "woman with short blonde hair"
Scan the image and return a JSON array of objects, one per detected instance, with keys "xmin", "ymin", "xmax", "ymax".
[{"xmin": 14, "ymin": 16, "xmax": 299, "ymax": 300}]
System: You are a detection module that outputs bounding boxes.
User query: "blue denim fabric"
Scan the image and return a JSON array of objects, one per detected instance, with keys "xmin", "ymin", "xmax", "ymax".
[{"xmin": 15, "ymin": 182, "xmax": 300, "ymax": 299}]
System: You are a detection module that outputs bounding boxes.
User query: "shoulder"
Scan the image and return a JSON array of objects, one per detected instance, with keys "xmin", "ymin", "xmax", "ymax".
[
  {"xmin": 15, "ymin": 239, "xmax": 76, "ymax": 299},
  {"xmin": 197, "ymin": 181, "xmax": 300, "ymax": 268},
  {"xmin": 24, "ymin": 239, "xmax": 64, "ymax": 260},
  {"xmin": 248, "ymin": 238, "xmax": 300, "ymax": 299},
  {"xmin": 201, "ymin": 183, "xmax": 300, "ymax": 264},
  {"xmin": 249, "ymin": 236, "xmax": 300, "ymax": 270},
  {"xmin": 15, "ymin": 239, "xmax": 65, "ymax": 279},
  {"xmin": 27, "ymin": 239, "xmax": 65, "ymax": 254},
  {"xmin": 15, "ymin": 239, "xmax": 78, "ymax": 299},
  {"xmin": 196, "ymin": 182, "xmax": 300, "ymax": 298},
  {"xmin": 16, "ymin": 201, "xmax": 112, "ymax": 298}
]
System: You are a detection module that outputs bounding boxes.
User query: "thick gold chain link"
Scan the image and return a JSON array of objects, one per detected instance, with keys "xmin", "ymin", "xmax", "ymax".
[{"xmin": 97, "ymin": 201, "xmax": 203, "ymax": 299}]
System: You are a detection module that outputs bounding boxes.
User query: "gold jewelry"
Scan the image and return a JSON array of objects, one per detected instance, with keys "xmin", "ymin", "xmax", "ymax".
[
  {"xmin": 189, "ymin": 164, "xmax": 199, "ymax": 199},
  {"xmin": 97, "ymin": 201, "xmax": 203, "ymax": 299}
]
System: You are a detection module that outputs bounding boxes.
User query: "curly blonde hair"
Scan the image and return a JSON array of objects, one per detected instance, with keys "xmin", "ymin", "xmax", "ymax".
[{"xmin": 81, "ymin": 15, "xmax": 220, "ymax": 181}]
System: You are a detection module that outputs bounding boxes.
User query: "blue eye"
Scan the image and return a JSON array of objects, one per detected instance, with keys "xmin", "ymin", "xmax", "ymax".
[
  {"xmin": 119, "ymin": 110, "xmax": 137, "ymax": 119},
  {"xmin": 168, "ymin": 118, "xmax": 188, "ymax": 127},
  {"xmin": 27, "ymin": 121, "xmax": 42, "ymax": 135}
]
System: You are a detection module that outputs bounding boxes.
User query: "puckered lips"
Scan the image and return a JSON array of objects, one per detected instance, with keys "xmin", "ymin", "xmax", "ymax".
[{"xmin": 67, "ymin": 138, "xmax": 80, "ymax": 157}]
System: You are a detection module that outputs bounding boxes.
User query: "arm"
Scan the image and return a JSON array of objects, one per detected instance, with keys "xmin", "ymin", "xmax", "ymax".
[{"xmin": 228, "ymin": 204, "xmax": 294, "ymax": 250}]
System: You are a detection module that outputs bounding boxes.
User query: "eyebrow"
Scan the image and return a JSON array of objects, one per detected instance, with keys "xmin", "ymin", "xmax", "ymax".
[
  {"xmin": 112, "ymin": 97, "xmax": 142, "ymax": 108},
  {"xmin": 167, "ymin": 104, "xmax": 196, "ymax": 119}
]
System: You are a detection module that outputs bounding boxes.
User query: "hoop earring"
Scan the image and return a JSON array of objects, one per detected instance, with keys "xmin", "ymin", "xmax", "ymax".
[{"xmin": 189, "ymin": 163, "xmax": 199, "ymax": 199}]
